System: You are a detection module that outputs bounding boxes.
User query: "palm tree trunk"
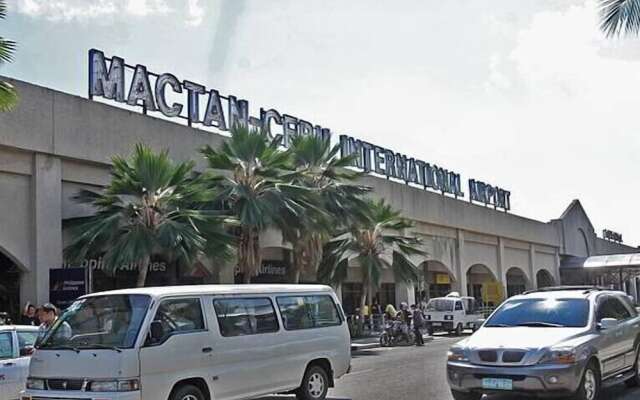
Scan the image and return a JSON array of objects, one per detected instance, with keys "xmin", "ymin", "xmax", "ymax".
[
  {"xmin": 136, "ymin": 256, "xmax": 150, "ymax": 287},
  {"xmin": 239, "ymin": 226, "xmax": 261, "ymax": 284},
  {"xmin": 291, "ymin": 242, "xmax": 304, "ymax": 284}
]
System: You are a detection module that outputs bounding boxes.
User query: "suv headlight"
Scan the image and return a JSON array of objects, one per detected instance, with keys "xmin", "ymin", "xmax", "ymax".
[
  {"xmin": 539, "ymin": 347, "xmax": 577, "ymax": 365},
  {"xmin": 26, "ymin": 377, "xmax": 46, "ymax": 390},
  {"xmin": 447, "ymin": 346, "xmax": 469, "ymax": 362},
  {"xmin": 89, "ymin": 378, "xmax": 140, "ymax": 392}
]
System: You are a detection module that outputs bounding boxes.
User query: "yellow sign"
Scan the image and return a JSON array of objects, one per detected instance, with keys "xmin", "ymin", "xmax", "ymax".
[
  {"xmin": 482, "ymin": 281, "xmax": 504, "ymax": 304},
  {"xmin": 435, "ymin": 273, "xmax": 450, "ymax": 284}
]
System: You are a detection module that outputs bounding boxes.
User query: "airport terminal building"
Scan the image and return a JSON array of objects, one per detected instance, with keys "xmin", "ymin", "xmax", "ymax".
[{"xmin": 0, "ymin": 54, "xmax": 638, "ymax": 314}]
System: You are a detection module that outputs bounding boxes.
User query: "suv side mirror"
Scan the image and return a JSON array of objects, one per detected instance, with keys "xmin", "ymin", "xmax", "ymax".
[
  {"xmin": 598, "ymin": 318, "xmax": 619, "ymax": 330},
  {"xmin": 149, "ymin": 321, "xmax": 165, "ymax": 342}
]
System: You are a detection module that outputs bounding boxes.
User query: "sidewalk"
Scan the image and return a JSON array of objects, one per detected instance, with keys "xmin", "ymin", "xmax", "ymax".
[{"xmin": 351, "ymin": 334, "xmax": 433, "ymax": 351}]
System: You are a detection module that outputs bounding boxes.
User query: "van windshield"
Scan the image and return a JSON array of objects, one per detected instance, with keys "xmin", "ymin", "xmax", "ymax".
[
  {"xmin": 39, "ymin": 294, "xmax": 151, "ymax": 350},
  {"xmin": 426, "ymin": 299, "xmax": 454, "ymax": 312}
]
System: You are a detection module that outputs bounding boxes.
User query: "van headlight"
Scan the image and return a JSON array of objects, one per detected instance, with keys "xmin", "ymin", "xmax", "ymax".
[
  {"xmin": 89, "ymin": 378, "xmax": 140, "ymax": 392},
  {"xmin": 538, "ymin": 347, "xmax": 577, "ymax": 365},
  {"xmin": 447, "ymin": 346, "xmax": 469, "ymax": 362},
  {"xmin": 26, "ymin": 377, "xmax": 46, "ymax": 390}
]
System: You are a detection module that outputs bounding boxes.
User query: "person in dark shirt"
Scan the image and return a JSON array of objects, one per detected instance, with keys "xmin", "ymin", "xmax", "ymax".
[{"xmin": 20, "ymin": 303, "xmax": 38, "ymax": 326}]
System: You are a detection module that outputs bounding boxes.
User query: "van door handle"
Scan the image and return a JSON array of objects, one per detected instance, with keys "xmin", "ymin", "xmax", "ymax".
[{"xmin": 202, "ymin": 347, "xmax": 212, "ymax": 353}]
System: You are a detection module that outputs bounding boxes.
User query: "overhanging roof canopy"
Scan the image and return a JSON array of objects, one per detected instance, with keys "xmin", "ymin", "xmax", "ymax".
[{"xmin": 561, "ymin": 253, "xmax": 640, "ymax": 270}]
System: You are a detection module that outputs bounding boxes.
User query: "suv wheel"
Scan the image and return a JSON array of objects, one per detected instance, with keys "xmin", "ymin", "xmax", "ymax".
[
  {"xmin": 450, "ymin": 389, "xmax": 482, "ymax": 400},
  {"xmin": 573, "ymin": 362, "xmax": 600, "ymax": 400},
  {"xmin": 625, "ymin": 346, "xmax": 640, "ymax": 387},
  {"xmin": 296, "ymin": 365, "xmax": 329, "ymax": 400}
]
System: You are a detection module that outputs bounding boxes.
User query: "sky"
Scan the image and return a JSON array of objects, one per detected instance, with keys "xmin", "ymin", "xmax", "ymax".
[{"xmin": 2, "ymin": 0, "xmax": 640, "ymax": 246}]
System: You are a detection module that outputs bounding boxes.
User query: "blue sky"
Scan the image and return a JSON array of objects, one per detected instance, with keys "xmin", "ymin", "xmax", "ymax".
[{"xmin": 3, "ymin": 0, "xmax": 640, "ymax": 246}]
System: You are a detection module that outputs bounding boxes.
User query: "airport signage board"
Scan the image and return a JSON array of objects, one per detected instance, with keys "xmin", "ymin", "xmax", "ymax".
[{"xmin": 88, "ymin": 49, "xmax": 510, "ymax": 210}]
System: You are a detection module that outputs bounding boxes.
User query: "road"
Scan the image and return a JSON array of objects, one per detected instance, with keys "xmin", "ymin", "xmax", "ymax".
[{"xmin": 257, "ymin": 332, "xmax": 640, "ymax": 400}]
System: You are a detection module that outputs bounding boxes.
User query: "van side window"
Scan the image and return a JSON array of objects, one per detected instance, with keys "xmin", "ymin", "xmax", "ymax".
[
  {"xmin": 153, "ymin": 298, "xmax": 205, "ymax": 339},
  {"xmin": 213, "ymin": 298, "xmax": 279, "ymax": 337},
  {"xmin": 276, "ymin": 295, "xmax": 342, "ymax": 330},
  {"xmin": 0, "ymin": 332, "xmax": 13, "ymax": 359},
  {"xmin": 455, "ymin": 301, "xmax": 463, "ymax": 311}
]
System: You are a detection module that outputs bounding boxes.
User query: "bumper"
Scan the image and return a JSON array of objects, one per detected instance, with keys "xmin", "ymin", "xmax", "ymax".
[
  {"xmin": 427, "ymin": 322, "xmax": 454, "ymax": 331},
  {"xmin": 22, "ymin": 389, "xmax": 141, "ymax": 400},
  {"xmin": 447, "ymin": 360, "xmax": 586, "ymax": 397}
]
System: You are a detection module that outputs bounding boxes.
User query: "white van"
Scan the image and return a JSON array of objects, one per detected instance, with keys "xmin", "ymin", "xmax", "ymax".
[
  {"xmin": 424, "ymin": 293, "xmax": 482, "ymax": 336},
  {"xmin": 0, "ymin": 325, "xmax": 39, "ymax": 400},
  {"xmin": 22, "ymin": 284, "xmax": 351, "ymax": 400}
]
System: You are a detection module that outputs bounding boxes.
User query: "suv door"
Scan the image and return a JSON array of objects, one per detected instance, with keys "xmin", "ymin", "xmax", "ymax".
[
  {"xmin": 611, "ymin": 295, "xmax": 639, "ymax": 369},
  {"xmin": 596, "ymin": 296, "xmax": 629, "ymax": 376}
]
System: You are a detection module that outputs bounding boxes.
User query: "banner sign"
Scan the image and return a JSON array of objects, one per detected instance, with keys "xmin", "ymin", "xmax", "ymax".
[
  {"xmin": 88, "ymin": 49, "xmax": 510, "ymax": 211},
  {"xmin": 49, "ymin": 267, "xmax": 86, "ymax": 309}
]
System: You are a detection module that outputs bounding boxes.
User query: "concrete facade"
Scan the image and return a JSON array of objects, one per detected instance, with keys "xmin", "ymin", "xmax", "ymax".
[{"xmin": 0, "ymin": 79, "xmax": 637, "ymax": 312}]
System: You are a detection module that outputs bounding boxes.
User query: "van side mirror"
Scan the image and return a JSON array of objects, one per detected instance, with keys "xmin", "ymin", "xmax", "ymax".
[
  {"xmin": 149, "ymin": 321, "xmax": 165, "ymax": 342},
  {"xmin": 598, "ymin": 318, "xmax": 619, "ymax": 330},
  {"xmin": 19, "ymin": 346, "xmax": 34, "ymax": 357}
]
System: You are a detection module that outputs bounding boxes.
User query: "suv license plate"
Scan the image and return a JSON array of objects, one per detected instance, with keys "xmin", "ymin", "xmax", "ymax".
[
  {"xmin": 432, "ymin": 322, "xmax": 441, "ymax": 327},
  {"xmin": 482, "ymin": 378, "xmax": 513, "ymax": 390}
]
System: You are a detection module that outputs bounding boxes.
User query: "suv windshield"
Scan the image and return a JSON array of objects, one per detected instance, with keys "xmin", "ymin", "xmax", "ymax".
[
  {"xmin": 39, "ymin": 294, "xmax": 151, "ymax": 350},
  {"xmin": 485, "ymin": 298, "xmax": 590, "ymax": 328},
  {"xmin": 427, "ymin": 299, "xmax": 454, "ymax": 312}
]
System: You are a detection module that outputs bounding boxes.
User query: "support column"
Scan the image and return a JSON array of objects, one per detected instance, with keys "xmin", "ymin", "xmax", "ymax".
[
  {"xmin": 554, "ymin": 248, "xmax": 561, "ymax": 285},
  {"xmin": 529, "ymin": 244, "xmax": 536, "ymax": 288},
  {"xmin": 456, "ymin": 229, "xmax": 468, "ymax": 296},
  {"xmin": 497, "ymin": 237, "xmax": 507, "ymax": 293},
  {"xmin": 31, "ymin": 154, "xmax": 62, "ymax": 305},
  {"xmin": 395, "ymin": 281, "xmax": 415, "ymax": 307}
]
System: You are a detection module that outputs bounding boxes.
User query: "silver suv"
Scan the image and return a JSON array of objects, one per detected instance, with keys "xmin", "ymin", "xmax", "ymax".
[{"xmin": 446, "ymin": 286, "xmax": 640, "ymax": 400}]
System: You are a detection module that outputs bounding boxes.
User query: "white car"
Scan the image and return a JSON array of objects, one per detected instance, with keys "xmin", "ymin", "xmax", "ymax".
[
  {"xmin": 22, "ymin": 284, "xmax": 351, "ymax": 400},
  {"xmin": 0, "ymin": 325, "xmax": 39, "ymax": 400},
  {"xmin": 425, "ymin": 293, "xmax": 482, "ymax": 336}
]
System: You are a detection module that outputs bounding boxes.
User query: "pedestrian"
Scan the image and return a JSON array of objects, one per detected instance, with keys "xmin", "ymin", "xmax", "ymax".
[
  {"xmin": 411, "ymin": 304, "xmax": 425, "ymax": 346},
  {"xmin": 36, "ymin": 303, "xmax": 71, "ymax": 344},
  {"xmin": 20, "ymin": 303, "xmax": 38, "ymax": 326},
  {"xmin": 385, "ymin": 303, "xmax": 397, "ymax": 320}
]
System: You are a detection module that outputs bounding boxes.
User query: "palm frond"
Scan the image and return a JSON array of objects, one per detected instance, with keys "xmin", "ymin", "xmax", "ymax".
[
  {"xmin": 0, "ymin": 80, "xmax": 17, "ymax": 111},
  {"xmin": 600, "ymin": 0, "xmax": 640, "ymax": 37}
]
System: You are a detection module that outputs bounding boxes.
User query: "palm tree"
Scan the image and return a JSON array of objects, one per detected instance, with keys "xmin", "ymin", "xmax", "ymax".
[
  {"xmin": 65, "ymin": 144, "xmax": 232, "ymax": 287},
  {"xmin": 201, "ymin": 126, "xmax": 313, "ymax": 283},
  {"xmin": 284, "ymin": 135, "xmax": 370, "ymax": 283},
  {"xmin": 318, "ymin": 199, "xmax": 426, "ymax": 318},
  {"xmin": 600, "ymin": 0, "xmax": 640, "ymax": 37},
  {"xmin": 0, "ymin": 1, "xmax": 17, "ymax": 111}
]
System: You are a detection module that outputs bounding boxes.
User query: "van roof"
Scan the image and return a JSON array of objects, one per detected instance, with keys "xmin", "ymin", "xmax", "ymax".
[{"xmin": 80, "ymin": 284, "xmax": 335, "ymax": 299}]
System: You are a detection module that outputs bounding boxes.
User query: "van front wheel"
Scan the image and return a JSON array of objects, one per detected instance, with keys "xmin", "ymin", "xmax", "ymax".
[
  {"xmin": 296, "ymin": 365, "xmax": 329, "ymax": 400},
  {"xmin": 171, "ymin": 384, "xmax": 205, "ymax": 400}
]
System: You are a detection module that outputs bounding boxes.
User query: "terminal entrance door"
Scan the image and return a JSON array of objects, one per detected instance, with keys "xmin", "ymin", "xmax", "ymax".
[{"xmin": 0, "ymin": 251, "xmax": 21, "ymax": 323}]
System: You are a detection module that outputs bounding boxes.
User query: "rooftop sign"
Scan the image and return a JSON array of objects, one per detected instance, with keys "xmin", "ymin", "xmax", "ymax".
[{"xmin": 87, "ymin": 48, "xmax": 511, "ymax": 211}]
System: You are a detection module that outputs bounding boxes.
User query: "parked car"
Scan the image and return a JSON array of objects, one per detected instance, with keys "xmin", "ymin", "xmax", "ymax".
[
  {"xmin": 446, "ymin": 286, "xmax": 640, "ymax": 400},
  {"xmin": 0, "ymin": 325, "xmax": 39, "ymax": 400},
  {"xmin": 22, "ymin": 284, "xmax": 351, "ymax": 400},
  {"xmin": 425, "ymin": 292, "xmax": 482, "ymax": 336}
]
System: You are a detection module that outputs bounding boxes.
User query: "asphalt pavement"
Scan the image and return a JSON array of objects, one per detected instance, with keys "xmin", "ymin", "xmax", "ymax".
[{"xmin": 256, "ymin": 332, "xmax": 640, "ymax": 400}]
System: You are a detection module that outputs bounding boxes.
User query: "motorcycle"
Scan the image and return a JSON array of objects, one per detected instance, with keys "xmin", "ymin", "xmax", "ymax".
[{"xmin": 379, "ymin": 319, "xmax": 415, "ymax": 346}]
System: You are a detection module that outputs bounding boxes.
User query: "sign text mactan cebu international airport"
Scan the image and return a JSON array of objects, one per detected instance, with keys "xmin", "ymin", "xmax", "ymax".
[{"xmin": 89, "ymin": 49, "xmax": 511, "ymax": 211}]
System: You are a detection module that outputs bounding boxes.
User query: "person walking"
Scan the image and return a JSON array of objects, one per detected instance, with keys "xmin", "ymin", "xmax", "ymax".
[
  {"xmin": 36, "ymin": 303, "xmax": 71, "ymax": 344},
  {"xmin": 411, "ymin": 304, "xmax": 425, "ymax": 346}
]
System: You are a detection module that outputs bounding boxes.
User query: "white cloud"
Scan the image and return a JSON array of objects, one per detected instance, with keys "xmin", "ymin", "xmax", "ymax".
[
  {"xmin": 185, "ymin": 0, "xmax": 204, "ymax": 26},
  {"xmin": 14, "ymin": 0, "xmax": 186, "ymax": 23}
]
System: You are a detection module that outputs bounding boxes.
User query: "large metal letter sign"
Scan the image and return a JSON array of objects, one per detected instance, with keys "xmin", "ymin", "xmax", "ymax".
[
  {"xmin": 89, "ymin": 49, "xmax": 125, "ymax": 102},
  {"xmin": 88, "ymin": 49, "xmax": 512, "ymax": 211}
]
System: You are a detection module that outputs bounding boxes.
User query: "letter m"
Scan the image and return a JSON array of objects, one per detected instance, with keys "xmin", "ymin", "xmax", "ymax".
[{"xmin": 89, "ymin": 49, "xmax": 125, "ymax": 102}]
